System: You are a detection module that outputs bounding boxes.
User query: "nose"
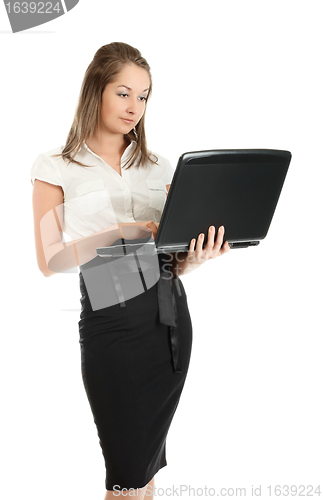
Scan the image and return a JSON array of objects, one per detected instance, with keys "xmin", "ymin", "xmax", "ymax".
[{"xmin": 126, "ymin": 96, "xmax": 140, "ymax": 116}]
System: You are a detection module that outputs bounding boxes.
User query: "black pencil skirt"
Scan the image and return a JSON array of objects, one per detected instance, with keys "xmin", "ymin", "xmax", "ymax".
[{"xmin": 78, "ymin": 253, "xmax": 193, "ymax": 491}]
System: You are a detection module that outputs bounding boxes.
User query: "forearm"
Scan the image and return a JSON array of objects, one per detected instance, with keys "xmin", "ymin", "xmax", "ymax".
[{"xmin": 45, "ymin": 224, "xmax": 121, "ymax": 274}]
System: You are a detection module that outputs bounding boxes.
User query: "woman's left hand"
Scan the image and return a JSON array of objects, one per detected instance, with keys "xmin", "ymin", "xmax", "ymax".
[
  {"xmin": 189, "ymin": 225, "xmax": 230, "ymax": 263},
  {"xmin": 172, "ymin": 225, "xmax": 230, "ymax": 276}
]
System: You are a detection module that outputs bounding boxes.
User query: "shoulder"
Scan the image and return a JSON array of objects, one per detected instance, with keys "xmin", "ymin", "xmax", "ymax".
[
  {"xmin": 31, "ymin": 146, "xmax": 66, "ymax": 187},
  {"xmin": 149, "ymin": 151, "xmax": 173, "ymax": 170},
  {"xmin": 33, "ymin": 146, "xmax": 65, "ymax": 165},
  {"xmin": 147, "ymin": 151, "xmax": 175, "ymax": 184}
]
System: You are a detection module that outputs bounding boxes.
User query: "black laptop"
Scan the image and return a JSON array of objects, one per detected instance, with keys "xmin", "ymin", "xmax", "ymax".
[{"xmin": 96, "ymin": 148, "xmax": 291, "ymax": 258}]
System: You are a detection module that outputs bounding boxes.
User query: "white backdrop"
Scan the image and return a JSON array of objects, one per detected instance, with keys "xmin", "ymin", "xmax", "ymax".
[{"xmin": 1, "ymin": 1, "xmax": 322, "ymax": 499}]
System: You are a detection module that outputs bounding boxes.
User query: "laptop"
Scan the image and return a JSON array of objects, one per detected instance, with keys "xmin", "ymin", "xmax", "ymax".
[{"xmin": 96, "ymin": 148, "xmax": 291, "ymax": 258}]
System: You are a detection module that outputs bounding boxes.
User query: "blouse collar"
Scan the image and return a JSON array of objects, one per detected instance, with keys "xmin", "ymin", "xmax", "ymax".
[{"xmin": 80, "ymin": 139, "xmax": 137, "ymax": 168}]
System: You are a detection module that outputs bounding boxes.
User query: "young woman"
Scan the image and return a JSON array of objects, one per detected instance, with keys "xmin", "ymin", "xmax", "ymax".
[{"xmin": 31, "ymin": 42, "xmax": 230, "ymax": 500}]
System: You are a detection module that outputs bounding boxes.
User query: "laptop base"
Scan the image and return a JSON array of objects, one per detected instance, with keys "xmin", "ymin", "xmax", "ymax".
[
  {"xmin": 228, "ymin": 241, "xmax": 260, "ymax": 249},
  {"xmin": 96, "ymin": 240, "xmax": 260, "ymax": 258}
]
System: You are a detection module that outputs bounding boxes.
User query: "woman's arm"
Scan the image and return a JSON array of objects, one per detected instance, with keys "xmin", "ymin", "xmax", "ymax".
[{"xmin": 32, "ymin": 180, "xmax": 159, "ymax": 277}]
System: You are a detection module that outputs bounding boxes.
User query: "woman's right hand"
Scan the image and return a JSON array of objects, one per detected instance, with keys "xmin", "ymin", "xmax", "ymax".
[{"xmin": 118, "ymin": 221, "xmax": 160, "ymax": 240}]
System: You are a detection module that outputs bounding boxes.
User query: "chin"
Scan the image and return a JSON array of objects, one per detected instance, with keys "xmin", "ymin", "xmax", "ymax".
[{"xmin": 119, "ymin": 122, "xmax": 135, "ymax": 132}]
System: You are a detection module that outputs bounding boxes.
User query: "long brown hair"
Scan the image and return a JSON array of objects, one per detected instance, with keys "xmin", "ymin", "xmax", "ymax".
[{"xmin": 53, "ymin": 42, "xmax": 157, "ymax": 169}]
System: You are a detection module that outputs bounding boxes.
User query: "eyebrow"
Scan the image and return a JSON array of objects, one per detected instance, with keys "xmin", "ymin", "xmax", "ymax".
[{"xmin": 117, "ymin": 85, "xmax": 149, "ymax": 93}]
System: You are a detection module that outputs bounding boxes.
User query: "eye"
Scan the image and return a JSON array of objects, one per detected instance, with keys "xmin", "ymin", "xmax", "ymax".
[
  {"xmin": 117, "ymin": 93, "xmax": 128, "ymax": 98},
  {"xmin": 139, "ymin": 96, "xmax": 147, "ymax": 102}
]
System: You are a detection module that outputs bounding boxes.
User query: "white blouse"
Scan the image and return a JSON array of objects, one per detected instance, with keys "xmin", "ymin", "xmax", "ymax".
[{"xmin": 30, "ymin": 140, "xmax": 175, "ymax": 240}]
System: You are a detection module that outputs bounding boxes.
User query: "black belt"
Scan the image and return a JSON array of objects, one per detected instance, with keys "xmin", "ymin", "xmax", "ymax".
[
  {"xmin": 103, "ymin": 255, "xmax": 183, "ymax": 374},
  {"xmin": 157, "ymin": 268, "xmax": 182, "ymax": 374}
]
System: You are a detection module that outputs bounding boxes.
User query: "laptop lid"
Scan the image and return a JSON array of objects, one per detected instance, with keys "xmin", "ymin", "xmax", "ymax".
[{"xmin": 155, "ymin": 148, "xmax": 291, "ymax": 252}]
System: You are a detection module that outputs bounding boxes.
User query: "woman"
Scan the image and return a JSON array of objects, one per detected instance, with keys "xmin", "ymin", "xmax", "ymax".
[{"xmin": 31, "ymin": 42, "xmax": 230, "ymax": 500}]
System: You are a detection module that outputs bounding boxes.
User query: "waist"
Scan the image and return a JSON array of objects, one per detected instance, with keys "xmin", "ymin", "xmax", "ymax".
[
  {"xmin": 79, "ymin": 249, "xmax": 174, "ymax": 275},
  {"xmin": 79, "ymin": 249, "xmax": 177, "ymax": 311}
]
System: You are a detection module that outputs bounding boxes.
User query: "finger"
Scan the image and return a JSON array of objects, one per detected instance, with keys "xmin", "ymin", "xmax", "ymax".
[
  {"xmin": 149, "ymin": 221, "xmax": 158, "ymax": 240},
  {"xmin": 150, "ymin": 225, "xmax": 157, "ymax": 240},
  {"xmin": 205, "ymin": 225, "xmax": 215, "ymax": 251},
  {"xmin": 145, "ymin": 220, "xmax": 157, "ymax": 240},
  {"xmin": 196, "ymin": 232, "xmax": 205, "ymax": 256},
  {"xmin": 188, "ymin": 237, "xmax": 196, "ymax": 252},
  {"xmin": 213, "ymin": 225, "xmax": 225, "ymax": 254},
  {"xmin": 187, "ymin": 238, "xmax": 196, "ymax": 262}
]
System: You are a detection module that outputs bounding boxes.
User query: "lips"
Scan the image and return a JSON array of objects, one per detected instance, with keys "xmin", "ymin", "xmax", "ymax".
[{"xmin": 121, "ymin": 118, "xmax": 134, "ymax": 124}]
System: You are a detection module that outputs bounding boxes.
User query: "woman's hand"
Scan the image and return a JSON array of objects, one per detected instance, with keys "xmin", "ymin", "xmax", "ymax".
[
  {"xmin": 188, "ymin": 225, "xmax": 230, "ymax": 263},
  {"xmin": 171, "ymin": 225, "xmax": 230, "ymax": 276},
  {"xmin": 118, "ymin": 221, "xmax": 160, "ymax": 240}
]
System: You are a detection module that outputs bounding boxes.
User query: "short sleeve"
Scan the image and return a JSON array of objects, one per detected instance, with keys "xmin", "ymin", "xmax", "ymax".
[{"xmin": 30, "ymin": 153, "xmax": 63, "ymax": 188}]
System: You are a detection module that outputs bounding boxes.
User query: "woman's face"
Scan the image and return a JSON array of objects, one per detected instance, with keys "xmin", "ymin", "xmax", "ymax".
[{"xmin": 99, "ymin": 63, "xmax": 150, "ymax": 137}]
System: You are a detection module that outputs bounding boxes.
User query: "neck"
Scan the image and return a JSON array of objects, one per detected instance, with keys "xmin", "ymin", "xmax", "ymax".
[{"xmin": 85, "ymin": 130, "xmax": 130, "ymax": 158}]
